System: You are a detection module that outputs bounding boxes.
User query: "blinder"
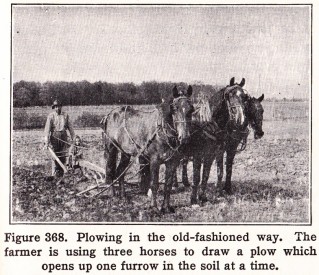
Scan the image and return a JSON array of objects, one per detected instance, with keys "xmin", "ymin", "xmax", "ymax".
[{"xmin": 223, "ymin": 86, "xmax": 246, "ymax": 126}]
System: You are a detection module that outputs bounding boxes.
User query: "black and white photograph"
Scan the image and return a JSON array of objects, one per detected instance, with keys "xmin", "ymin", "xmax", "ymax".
[{"xmin": 11, "ymin": 4, "xmax": 311, "ymax": 223}]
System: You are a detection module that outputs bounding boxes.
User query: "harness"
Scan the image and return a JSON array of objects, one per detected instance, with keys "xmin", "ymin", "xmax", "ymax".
[
  {"xmin": 102, "ymin": 108, "xmax": 159, "ymax": 160},
  {"xmin": 102, "ymin": 97, "xmax": 190, "ymax": 163},
  {"xmin": 193, "ymin": 87, "xmax": 249, "ymax": 153},
  {"xmin": 227, "ymin": 127, "xmax": 250, "ymax": 152}
]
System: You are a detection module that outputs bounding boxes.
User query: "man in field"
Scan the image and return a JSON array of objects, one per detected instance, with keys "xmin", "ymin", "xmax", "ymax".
[{"xmin": 44, "ymin": 99, "xmax": 75, "ymax": 179}]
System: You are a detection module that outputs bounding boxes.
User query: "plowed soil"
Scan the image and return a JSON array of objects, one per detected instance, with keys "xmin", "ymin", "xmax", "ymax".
[{"xmin": 11, "ymin": 118, "xmax": 309, "ymax": 223}]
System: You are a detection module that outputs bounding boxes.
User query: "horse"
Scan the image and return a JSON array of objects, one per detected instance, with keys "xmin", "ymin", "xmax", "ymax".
[
  {"xmin": 176, "ymin": 77, "xmax": 248, "ymax": 204},
  {"xmin": 215, "ymin": 93, "xmax": 264, "ymax": 193},
  {"xmin": 100, "ymin": 85, "xmax": 194, "ymax": 213}
]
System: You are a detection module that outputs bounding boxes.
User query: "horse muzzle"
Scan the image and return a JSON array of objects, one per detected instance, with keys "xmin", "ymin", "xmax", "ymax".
[{"xmin": 229, "ymin": 105, "xmax": 245, "ymax": 126}]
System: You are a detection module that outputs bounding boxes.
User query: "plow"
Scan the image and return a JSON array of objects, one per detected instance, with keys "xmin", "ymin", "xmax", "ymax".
[{"xmin": 46, "ymin": 145, "xmax": 143, "ymax": 198}]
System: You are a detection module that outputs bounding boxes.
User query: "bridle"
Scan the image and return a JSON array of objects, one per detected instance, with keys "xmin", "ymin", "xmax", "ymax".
[
  {"xmin": 170, "ymin": 96, "xmax": 193, "ymax": 127},
  {"xmin": 223, "ymin": 87, "xmax": 246, "ymax": 129},
  {"xmin": 223, "ymin": 87, "xmax": 250, "ymax": 152},
  {"xmin": 246, "ymin": 97, "xmax": 263, "ymax": 134}
]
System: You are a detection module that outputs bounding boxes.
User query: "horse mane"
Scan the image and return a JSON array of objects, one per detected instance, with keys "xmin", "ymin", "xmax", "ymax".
[
  {"xmin": 208, "ymin": 88, "xmax": 227, "ymax": 117},
  {"xmin": 194, "ymin": 92, "xmax": 212, "ymax": 122},
  {"xmin": 119, "ymin": 105, "xmax": 139, "ymax": 116},
  {"xmin": 156, "ymin": 100, "xmax": 173, "ymax": 123}
]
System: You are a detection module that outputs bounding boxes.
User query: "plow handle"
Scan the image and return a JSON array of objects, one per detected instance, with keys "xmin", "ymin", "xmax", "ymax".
[{"xmin": 48, "ymin": 147, "xmax": 68, "ymax": 173}]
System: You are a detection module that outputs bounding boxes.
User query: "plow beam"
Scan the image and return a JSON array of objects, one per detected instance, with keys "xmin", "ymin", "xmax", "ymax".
[{"xmin": 78, "ymin": 160, "xmax": 105, "ymax": 174}]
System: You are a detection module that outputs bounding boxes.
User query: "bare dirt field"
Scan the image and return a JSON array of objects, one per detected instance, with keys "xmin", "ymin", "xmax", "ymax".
[{"xmin": 11, "ymin": 102, "xmax": 310, "ymax": 223}]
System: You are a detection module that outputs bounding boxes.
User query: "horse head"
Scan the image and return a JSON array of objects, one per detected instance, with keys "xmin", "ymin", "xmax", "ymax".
[
  {"xmin": 168, "ymin": 85, "xmax": 194, "ymax": 144},
  {"xmin": 246, "ymin": 94, "xmax": 264, "ymax": 139},
  {"xmin": 224, "ymin": 77, "xmax": 248, "ymax": 129}
]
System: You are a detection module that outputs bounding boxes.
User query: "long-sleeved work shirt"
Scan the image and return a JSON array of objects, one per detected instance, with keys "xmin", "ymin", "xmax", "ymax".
[{"xmin": 44, "ymin": 111, "xmax": 75, "ymax": 143}]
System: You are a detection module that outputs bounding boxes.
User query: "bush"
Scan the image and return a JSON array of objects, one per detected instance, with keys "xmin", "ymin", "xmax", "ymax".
[
  {"xmin": 13, "ymin": 111, "xmax": 46, "ymax": 130},
  {"xmin": 27, "ymin": 115, "xmax": 47, "ymax": 129}
]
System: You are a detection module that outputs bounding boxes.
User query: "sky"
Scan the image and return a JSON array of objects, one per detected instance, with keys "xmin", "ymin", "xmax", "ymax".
[{"xmin": 12, "ymin": 5, "xmax": 311, "ymax": 99}]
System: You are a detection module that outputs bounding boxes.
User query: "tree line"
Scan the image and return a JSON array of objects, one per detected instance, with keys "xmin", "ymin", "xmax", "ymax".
[{"xmin": 13, "ymin": 80, "xmax": 221, "ymax": 108}]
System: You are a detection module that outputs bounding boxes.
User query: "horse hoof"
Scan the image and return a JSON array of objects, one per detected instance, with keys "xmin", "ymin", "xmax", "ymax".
[
  {"xmin": 183, "ymin": 181, "xmax": 191, "ymax": 187},
  {"xmin": 139, "ymin": 184, "xmax": 149, "ymax": 194},
  {"xmin": 161, "ymin": 206, "xmax": 175, "ymax": 214},
  {"xmin": 199, "ymin": 194, "xmax": 208, "ymax": 203},
  {"xmin": 223, "ymin": 187, "xmax": 232, "ymax": 195},
  {"xmin": 191, "ymin": 197, "xmax": 198, "ymax": 205},
  {"xmin": 139, "ymin": 188, "xmax": 148, "ymax": 195}
]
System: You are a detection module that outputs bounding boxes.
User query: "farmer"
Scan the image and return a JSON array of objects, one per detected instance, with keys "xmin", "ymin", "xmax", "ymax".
[{"xmin": 44, "ymin": 99, "xmax": 75, "ymax": 178}]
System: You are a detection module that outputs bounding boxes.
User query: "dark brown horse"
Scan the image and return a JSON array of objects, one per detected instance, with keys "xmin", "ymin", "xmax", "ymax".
[
  {"xmin": 101, "ymin": 86, "xmax": 194, "ymax": 213},
  {"xmin": 176, "ymin": 78, "xmax": 248, "ymax": 204},
  {"xmin": 216, "ymin": 93, "xmax": 264, "ymax": 193}
]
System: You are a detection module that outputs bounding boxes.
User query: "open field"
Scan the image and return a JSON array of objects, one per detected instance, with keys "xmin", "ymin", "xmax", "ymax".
[
  {"xmin": 11, "ymin": 102, "xmax": 310, "ymax": 223},
  {"xmin": 12, "ymin": 101, "xmax": 309, "ymax": 130}
]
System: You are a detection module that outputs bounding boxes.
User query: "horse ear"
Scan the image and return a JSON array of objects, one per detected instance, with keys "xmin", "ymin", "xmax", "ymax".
[
  {"xmin": 187, "ymin": 85, "xmax": 193, "ymax": 97},
  {"xmin": 230, "ymin": 77, "xmax": 235, "ymax": 86},
  {"xmin": 239, "ymin": 78, "xmax": 245, "ymax": 87},
  {"xmin": 258, "ymin": 94, "xmax": 264, "ymax": 102},
  {"xmin": 173, "ymin": 86, "xmax": 179, "ymax": 98}
]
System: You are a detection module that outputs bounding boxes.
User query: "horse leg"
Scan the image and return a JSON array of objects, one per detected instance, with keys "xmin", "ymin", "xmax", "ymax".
[
  {"xmin": 199, "ymin": 154, "xmax": 215, "ymax": 203},
  {"xmin": 115, "ymin": 153, "xmax": 131, "ymax": 198},
  {"xmin": 162, "ymin": 159, "xmax": 180, "ymax": 213},
  {"xmin": 181, "ymin": 158, "xmax": 190, "ymax": 187},
  {"xmin": 139, "ymin": 156, "xmax": 150, "ymax": 194},
  {"xmin": 216, "ymin": 148, "xmax": 224, "ymax": 187},
  {"xmin": 149, "ymin": 161, "xmax": 160, "ymax": 210},
  {"xmin": 224, "ymin": 149, "xmax": 236, "ymax": 194},
  {"xmin": 104, "ymin": 143, "xmax": 117, "ymax": 187},
  {"xmin": 172, "ymin": 168, "xmax": 178, "ymax": 189},
  {"xmin": 191, "ymin": 155, "xmax": 201, "ymax": 205}
]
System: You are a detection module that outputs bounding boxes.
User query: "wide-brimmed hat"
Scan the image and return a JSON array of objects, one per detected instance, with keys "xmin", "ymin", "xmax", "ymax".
[{"xmin": 52, "ymin": 99, "xmax": 62, "ymax": 109}]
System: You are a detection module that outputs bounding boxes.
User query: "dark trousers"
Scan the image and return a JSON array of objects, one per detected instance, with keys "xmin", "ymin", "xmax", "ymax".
[{"xmin": 50, "ymin": 131, "xmax": 68, "ymax": 177}]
